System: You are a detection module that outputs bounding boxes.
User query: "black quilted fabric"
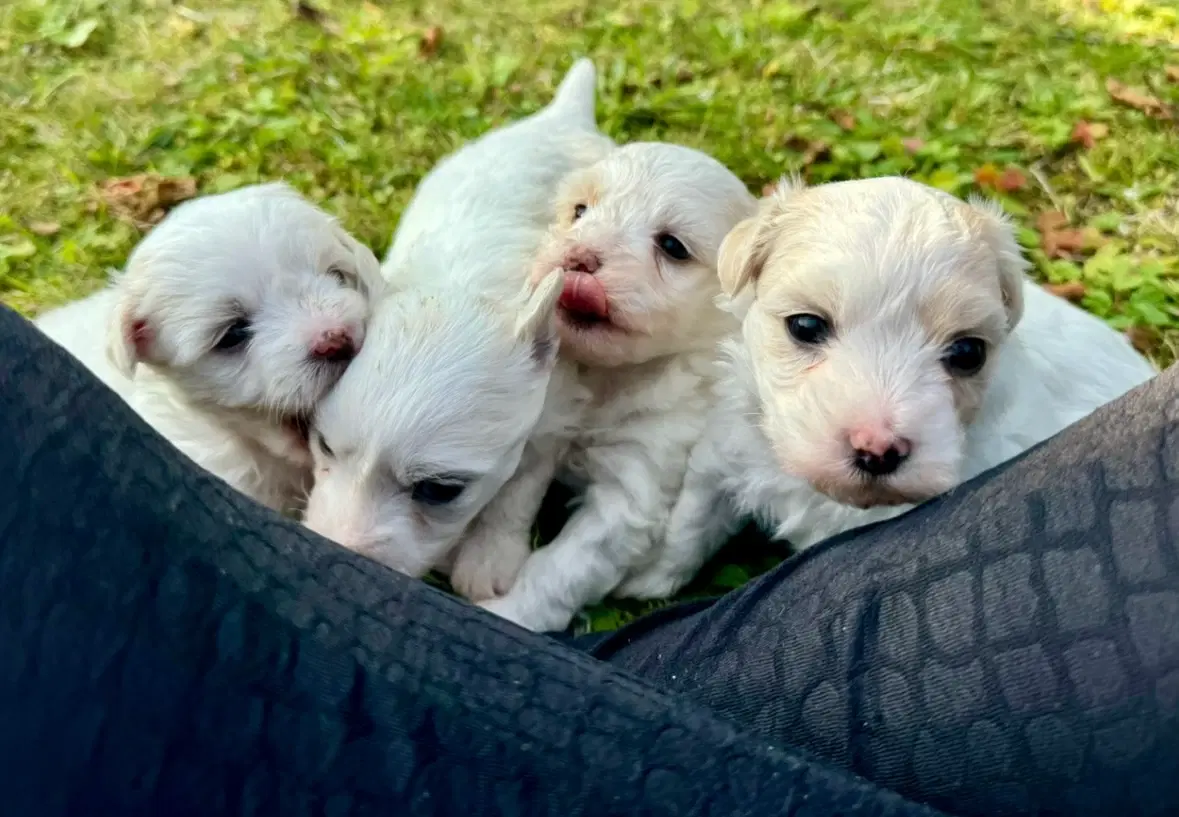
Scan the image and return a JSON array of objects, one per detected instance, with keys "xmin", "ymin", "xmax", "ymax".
[
  {"xmin": 592, "ymin": 361, "xmax": 1179, "ymax": 816},
  {"xmin": 0, "ymin": 303, "xmax": 942, "ymax": 816}
]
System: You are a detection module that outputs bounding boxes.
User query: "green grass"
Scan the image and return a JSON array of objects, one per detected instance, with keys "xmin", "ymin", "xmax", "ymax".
[{"xmin": 3, "ymin": 0, "xmax": 1178, "ymax": 632}]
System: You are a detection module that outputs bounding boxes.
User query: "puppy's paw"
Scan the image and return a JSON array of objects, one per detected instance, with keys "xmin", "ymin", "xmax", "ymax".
[
  {"xmin": 477, "ymin": 594, "xmax": 572, "ymax": 634},
  {"xmin": 613, "ymin": 565, "xmax": 691, "ymax": 601},
  {"xmin": 476, "ymin": 595, "xmax": 534, "ymax": 631},
  {"xmin": 450, "ymin": 530, "xmax": 531, "ymax": 602}
]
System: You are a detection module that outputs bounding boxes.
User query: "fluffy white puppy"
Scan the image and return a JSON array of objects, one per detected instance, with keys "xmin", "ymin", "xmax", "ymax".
[
  {"xmin": 301, "ymin": 59, "xmax": 611, "ymax": 580},
  {"xmin": 35, "ymin": 182, "xmax": 382, "ymax": 512},
  {"xmin": 621, "ymin": 175, "xmax": 1158, "ymax": 598},
  {"xmin": 472, "ymin": 142, "xmax": 758, "ymax": 632}
]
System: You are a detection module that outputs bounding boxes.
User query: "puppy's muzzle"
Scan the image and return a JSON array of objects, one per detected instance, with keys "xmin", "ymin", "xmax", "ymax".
[{"xmin": 310, "ymin": 328, "xmax": 358, "ymax": 363}]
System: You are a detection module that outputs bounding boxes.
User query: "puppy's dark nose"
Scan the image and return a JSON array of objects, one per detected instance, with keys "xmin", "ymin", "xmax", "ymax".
[
  {"xmin": 310, "ymin": 329, "xmax": 357, "ymax": 363},
  {"xmin": 564, "ymin": 247, "xmax": 601, "ymax": 275},
  {"xmin": 853, "ymin": 446, "xmax": 908, "ymax": 477}
]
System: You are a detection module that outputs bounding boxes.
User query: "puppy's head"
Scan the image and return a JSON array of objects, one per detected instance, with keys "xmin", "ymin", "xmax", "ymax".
[
  {"xmin": 530, "ymin": 142, "xmax": 755, "ymax": 367},
  {"xmin": 302, "ymin": 271, "xmax": 563, "ymax": 575},
  {"xmin": 723, "ymin": 176, "xmax": 1026, "ymax": 509},
  {"xmin": 107, "ymin": 182, "xmax": 382, "ymax": 460}
]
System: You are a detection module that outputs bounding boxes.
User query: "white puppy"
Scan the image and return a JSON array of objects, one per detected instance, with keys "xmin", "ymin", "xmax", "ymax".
[
  {"xmin": 472, "ymin": 142, "xmax": 758, "ymax": 632},
  {"xmin": 35, "ymin": 183, "xmax": 382, "ymax": 512},
  {"xmin": 622, "ymin": 175, "xmax": 1158, "ymax": 598},
  {"xmin": 301, "ymin": 59, "xmax": 611, "ymax": 579}
]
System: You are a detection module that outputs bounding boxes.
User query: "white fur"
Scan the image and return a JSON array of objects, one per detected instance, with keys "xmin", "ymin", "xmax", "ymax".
[
  {"xmin": 624, "ymin": 176, "xmax": 1158, "ymax": 598},
  {"xmin": 35, "ymin": 183, "xmax": 382, "ymax": 513},
  {"xmin": 301, "ymin": 59, "xmax": 610, "ymax": 578},
  {"xmin": 475, "ymin": 142, "xmax": 758, "ymax": 632}
]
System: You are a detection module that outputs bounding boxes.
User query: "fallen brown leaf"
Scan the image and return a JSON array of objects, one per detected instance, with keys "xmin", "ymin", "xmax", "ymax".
[
  {"xmin": 419, "ymin": 25, "xmax": 444, "ymax": 57},
  {"xmin": 1036, "ymin": 211, "xmax": 1068, "ymax": 233},
  {"xmin": 973, "ymin": 163, "xmax": 1000, "ymax": 189},
  {"xmin": 996, "ymin": 167, "xmax": 1027, "ymax": 193},
  {"xmin": 1042, "ymin": 281, "xmax": 1087, "ymax": 302},
  {"xmin": 1035, "ymin": 211, "xmax": 1091, "ymax": 259},
  {"xmin": 828, "ymin": 109, "xmax": 856, "ymax": 131},
  {"xmin": 675, "ymin": 66, "xmax": 695, "ymax": 84},
  {"xmin": 975, "ymin": 164, "xmax": 1026, "ymax": 192},
  {"xmin": 1106, "ymin": 78, "xmax": 1172, "ymax": 120},
  {"xmin": 28, "ymin": 221, "xmax": 61, "ymax": 237},
  {"xmin": 1125, "ymin": 326, "xmax": 1159, "ymax": 355},
  {"xmin": 97, "ymin": 174, "xmax": 198, "ymax": 230},
  {"xmin": 1070, "ymin": 120, "xmax": 1110, "ymax": 150},
  {"xmin": 901, "ymin": 137, "xmax": 925, "ymax": 154},
  {"xmin": 1167, "ymin": 65, "xmax": 1179, "ymax": 83}
]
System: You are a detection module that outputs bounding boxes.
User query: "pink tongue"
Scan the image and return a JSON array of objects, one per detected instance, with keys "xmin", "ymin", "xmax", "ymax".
[{"xmin": 559, "ymin": 272, "xmax": 609, "ymax": 318}]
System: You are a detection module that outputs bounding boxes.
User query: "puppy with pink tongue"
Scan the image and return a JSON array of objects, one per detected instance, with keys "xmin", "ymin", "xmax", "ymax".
[{"xmin": 473, "ymin": 142, "xmax": 757, "ymax": 633}]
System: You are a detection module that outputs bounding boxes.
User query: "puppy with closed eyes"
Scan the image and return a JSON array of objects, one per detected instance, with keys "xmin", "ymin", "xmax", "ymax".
[
  {"xmin": 621, "ymin": 175, "xmax": 1157, "ymax": 599},
  {"xmin": 300, "ymin": 59, "xmax": 609, "ymax": 582},
  {"xmin": 35, "ymin": 182, "xmax": 382, "ymax": 512},
  {"xmin": 471, "ymin": 142, "xmax": 758, "ymax": 633}
]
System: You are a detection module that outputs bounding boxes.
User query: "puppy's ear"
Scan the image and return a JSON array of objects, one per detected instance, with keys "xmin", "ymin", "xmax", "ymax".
[
  {"xmin": 717, "ymin": 177, "xmax": 802, "ymax": 297},
  {"xmin": 964, "ymin": 196, "xmax": 1028, "ymax": 332},
  {"xmin": 331, "ymin": 223, "xmax": 385, "ymax": 299},
  {"xmin": 106, "ymin": 292, "xmax": 154, "ymax": 378},
  {"xmin": 717, "ymin": 216, "xmax": 765, "ymax": 297},
  {"xmin": 515, "ymin": 268, "xmax": 564, "ymax": 367}
]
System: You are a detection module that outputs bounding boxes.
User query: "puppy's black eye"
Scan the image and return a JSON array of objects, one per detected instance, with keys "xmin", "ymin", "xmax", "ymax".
[
  {"xmin": 411, "ymin": 480, "xmax": 465, "ymax": 506},
  {"xmin": 315, "ymin": 433, "xmax": 334, "ymax": 458},
  {"xmin": 785, "ymin": 314, "xmax": 830, "ymax": 345},
  {"xmin": 656, "ymin": 233, "xmax": 691, "ymax": 261},
  {"xmin": 572, "ymin": 203, "xmax": 587, "ymax": 221},
  {"xmin": 327, "ymin": 265, "xmax": 350, "ymax": 286},
  {"xmin": 943, "ymin": 337, "xmax": 987, "ymax": 376},
  {"xmin": 215, "ymin": 318, "xmax": 252, "ymax": 351}
]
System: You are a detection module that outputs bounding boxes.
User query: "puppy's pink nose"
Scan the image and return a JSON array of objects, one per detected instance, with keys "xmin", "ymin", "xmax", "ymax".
[
  {"xmin": 848, "ymin": 426, "xmax": 911, "ymax": 477},
  {"xmin": 563, "ymin": 247, "xmax": 601, "ymax": 275},
  {"xmin": 310, "ymin": 328, "xmax": 357, "ymax": 363},
  {"xmin": 848, "ymin": 427, "xmax": 909, "ymax": 458}
]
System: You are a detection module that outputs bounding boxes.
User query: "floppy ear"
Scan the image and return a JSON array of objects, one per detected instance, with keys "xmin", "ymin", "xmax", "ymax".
[
  {"xmin": 515, "ymin": 268, "xmax": 564, "ymax": 367},
  {"xmin": 106, "ymin": 290, "xmax": 153, "ymax": 378},
  {"xmin": 717, "ymin": 177, "xmax": 803, "ymax": 297},
  {"xmin": 717, "ymin": 216, "xmax": 765, "ymax": 297},
  {"xmin": 964, "ymin": 196, "xmax": 1028, "ymax": 332},
  {"xmin": 331, "ymin": 222, "xmax": 385, "ymax": 299}
]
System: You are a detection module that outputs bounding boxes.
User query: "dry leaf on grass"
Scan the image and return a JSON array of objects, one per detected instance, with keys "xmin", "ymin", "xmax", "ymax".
[
  {"xmin": 1106, "ymin": 78, "xmax": 1172, "ymax": 120},
  {"xmin": 1070, "ymin": 120, "xmax": 1109, "ymax": 149},
  {"xmin": 828, "ymin": 109, "xmax": 856, "ymax": 131},
  {"xmin": 98, "ymin": 174, "xmax": 198, "ymax": 230},
  {"xmin": 28, "ymin": 222, "xmax": 61, "ymax": 237},
  {"xmin": 1042, "ymin": 281, "xmax": 1087, "ymax": 302},
  {"xmin": 1125, "ymin": 326, "xmax": 1159, "ymax": 355},
  {"xmin": 974, "ymin": 164, "xmax": 1026, "ymax": 192},
  {"xmin": 1035, "ymin": 211, "xmax": 1089, "ymax": 259},
  {"xmin": 419, "ymin": 25, "xmax": 444, "ymax": 57},
  {"xmin": 1166, "ymin": 65, "xmax": 1179, "ymax": 83}
]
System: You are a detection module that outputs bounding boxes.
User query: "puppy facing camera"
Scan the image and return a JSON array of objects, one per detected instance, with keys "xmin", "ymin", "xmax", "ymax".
[
  {"xmin": 621, "ymin": 175, "xmax": 1156, "ymax": 600},
  {"xmin": 35, "ymin": 182, "xmax": 383, "ymax": 512},
  {"xmin": 475, "ymin": 142, "xmax": 758, "ymax": 632},
  {"xmin": 720, "ymin": 175, "xmax": 1027, "ymax": 510},
  {"xmin": 530, "ymin": 142, "xmax": 753, "ymax": 368}
]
